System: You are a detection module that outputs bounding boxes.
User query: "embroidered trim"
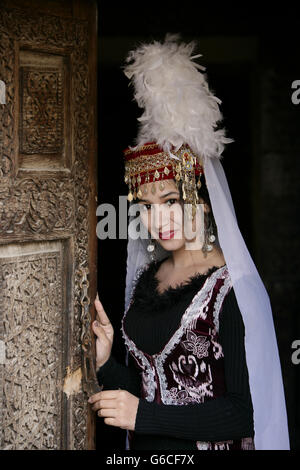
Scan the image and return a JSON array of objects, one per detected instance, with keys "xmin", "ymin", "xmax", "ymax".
[
  {"xmin": 212, "ymin": 440, "xmax": 233, "ymax": 450},
  {"xmin": 158, "ymin": 266, "xmax": 228, "ymax": 357},
  {"xmin": 212, "ymin": 275, "xmax": 232, "ymax": 333},
  {"xmin": 196, "ymin": 441, "xmax": 210, "ymax": 450},
  {"xmin": 196, "ymin": 437, "xmax": 255, "ymax": 450},
  {"xmin": 241, "ymin": 437, "xmax": 255, "ymax": 450},
  {"xmin": 121, "ymin": 264, "xmax": 158, "ymax": 401},
  {"xmin": 121, "ymin": 264, "xmax": 150, "ymax": 369}
]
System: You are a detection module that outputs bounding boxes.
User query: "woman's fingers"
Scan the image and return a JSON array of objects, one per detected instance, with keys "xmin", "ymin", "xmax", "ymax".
[
  {"xmin": 91, "ymin": 400, "xmax": 116, "ymax": 412},
  {"xmin": 91, "ymin": 321, "xmax": 108, "ymax": 341},
  {"xmin": 88, "ymin": 392, "xmax": 102, "ymax": 404},
  {"xmin": 94, "ymin": 294, "xmax": 111, "ymax": 326},
  {"xmin": 97, "ymin": 408, "xmax": 117, "ymax": 418}
]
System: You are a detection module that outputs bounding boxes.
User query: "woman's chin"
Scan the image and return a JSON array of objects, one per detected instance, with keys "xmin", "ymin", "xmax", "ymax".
[{"xmin": 157, "ymin": 238, "xmax": 185, "ymax": 251}]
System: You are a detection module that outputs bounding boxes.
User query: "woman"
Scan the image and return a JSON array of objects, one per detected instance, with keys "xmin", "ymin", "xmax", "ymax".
[
  {"xmin": 90, "ymin": 172, "xmax": 255, "ymax": 450},
  {"xmin": 88, "ymin": 35, "xmax": 289, "ymax": 450}
]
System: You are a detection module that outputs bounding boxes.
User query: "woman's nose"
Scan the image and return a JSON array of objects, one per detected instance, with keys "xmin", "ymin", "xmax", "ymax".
[
  {"xmin": 151, "ymin": 203, "xmax": 162, "ymax": 231},
  {"xmin": 151, "ymin": 204, "xmax": 171, "ymax": 231}
]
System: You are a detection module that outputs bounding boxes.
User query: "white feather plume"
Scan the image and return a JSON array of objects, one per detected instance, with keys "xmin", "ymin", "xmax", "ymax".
[{"xmin": 124, "ymin": 34, "xmax": 234, "ymax": 159}]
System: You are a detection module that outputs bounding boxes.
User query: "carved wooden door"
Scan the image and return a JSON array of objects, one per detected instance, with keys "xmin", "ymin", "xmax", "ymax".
[{"xmin": 0, "ymin": 0, "xmax": 98, "ymax": 449}]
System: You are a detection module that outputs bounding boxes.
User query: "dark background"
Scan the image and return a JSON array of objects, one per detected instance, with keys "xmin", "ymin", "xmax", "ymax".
[{"xmin": 96, "ymin": 1, "xmax": 300, "ymax": 450}]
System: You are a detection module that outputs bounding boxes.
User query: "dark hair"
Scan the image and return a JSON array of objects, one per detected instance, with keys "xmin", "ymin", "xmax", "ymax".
[{"xmin": 176, "ymin": 174, "xmax": 220, "ymax": 250}]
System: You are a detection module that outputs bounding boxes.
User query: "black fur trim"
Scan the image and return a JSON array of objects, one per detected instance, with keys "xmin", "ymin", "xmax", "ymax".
[{"xmin": 131, "ymin": 256, "xmax": 225, "ymax": 311}]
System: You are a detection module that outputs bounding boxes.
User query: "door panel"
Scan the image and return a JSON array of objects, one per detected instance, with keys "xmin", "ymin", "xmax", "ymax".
[
  {"xmin": 0, "ymin": 0, "xmax": 97, "ymax": 449},
  {"xmin": 0, "ymin": 241, "xmax": 66, "ymax": 449},
  {"xmin": 18, "ymin": 47, "xmax": 71, "ymax": 170}
]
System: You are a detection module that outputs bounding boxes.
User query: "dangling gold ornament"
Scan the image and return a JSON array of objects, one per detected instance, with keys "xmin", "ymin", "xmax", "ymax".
[{"xmin": 159, "ymin": 180, "xmax": 165, "ymax": 191}]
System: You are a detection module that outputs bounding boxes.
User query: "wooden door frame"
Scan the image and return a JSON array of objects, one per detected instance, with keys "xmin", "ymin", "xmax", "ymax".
[
  {"xmin": 69, "ymin": 0, "xmax": 99, "ymax": 450},
  {"xmin": 0, "ymin": 0, "xmax": 98, "ymax": 450},
  {"xmin": 85, "ymin": 0, "xmax": 98, "ymax": 451}
]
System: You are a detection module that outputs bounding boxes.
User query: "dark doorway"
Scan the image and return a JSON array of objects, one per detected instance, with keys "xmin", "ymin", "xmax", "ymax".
[{"xmin": 96, "ymin": 3, "xmax": 300, "ymax": 451}]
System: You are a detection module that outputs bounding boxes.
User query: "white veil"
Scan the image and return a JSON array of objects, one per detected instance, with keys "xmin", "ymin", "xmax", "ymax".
[{"xmin": 123, "ymin": 155, "xmax": 290, "ymax": 450}]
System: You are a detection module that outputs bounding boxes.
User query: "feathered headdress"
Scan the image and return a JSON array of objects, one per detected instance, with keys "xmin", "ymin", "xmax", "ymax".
[{"xmin": 124, "ymin": 34, "xmax": 233, "ymax": 160}]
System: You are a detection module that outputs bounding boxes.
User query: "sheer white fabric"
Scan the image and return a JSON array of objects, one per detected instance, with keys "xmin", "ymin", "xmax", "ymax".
[{"xmin": 123, "ymin": 156, "xmax": 290, "ymax": 450}]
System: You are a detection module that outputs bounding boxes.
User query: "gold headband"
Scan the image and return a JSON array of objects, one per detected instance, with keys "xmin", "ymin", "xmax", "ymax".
[{"xmin": 123, "ymin": 142, "xmax": 204, "ymax": 219}]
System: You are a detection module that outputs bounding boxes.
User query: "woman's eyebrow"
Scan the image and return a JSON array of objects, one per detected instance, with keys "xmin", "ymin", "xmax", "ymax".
[{"xmin": 138, "ymin": 191, "xmax": 179, "ymax": 203}]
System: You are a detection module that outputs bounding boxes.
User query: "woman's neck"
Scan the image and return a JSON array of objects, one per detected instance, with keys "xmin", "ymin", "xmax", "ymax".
[{"xmin": 169, "ymin": 246, "xmax": 225, "ymax": 270}]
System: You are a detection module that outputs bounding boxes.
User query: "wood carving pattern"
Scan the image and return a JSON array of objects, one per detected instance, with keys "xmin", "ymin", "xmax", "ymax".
[
  {"xmin": 20, "ymin": 68, "xmax": 64, "ymax": 154},
  {"xmin": 71, "ymin": 20, "xmax": 90, "ymax": 451},
  {"xmin": 0, "ymin": 6, "xmax": 91, "ymax": 450},
  {"xmin": 0, "ymin": 252, "xmax": 63, "ymax": 450},
  {"xmin": 0, "ymin": 28, "xmax": 15, "ymax": 184},
  {"xmin": 0, "ymin": 178, "xmax": 74, "ymax": 235}
]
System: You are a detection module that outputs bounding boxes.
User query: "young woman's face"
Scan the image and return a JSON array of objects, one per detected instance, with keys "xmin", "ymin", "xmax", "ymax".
[{"xmin": 136, "ymin": 178, "xmax": 207, "ymax": 252}]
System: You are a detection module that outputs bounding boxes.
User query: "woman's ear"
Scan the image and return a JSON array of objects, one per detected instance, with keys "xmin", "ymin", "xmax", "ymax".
[{"xmin": 198, "ymin": 197, "xmax": 210, "ymax": 214}]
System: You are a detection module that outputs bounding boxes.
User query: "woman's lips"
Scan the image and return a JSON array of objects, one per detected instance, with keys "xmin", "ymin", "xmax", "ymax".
[{"xmin": 159, "ymin": 230, "xmax": 175, "ymax": 240}]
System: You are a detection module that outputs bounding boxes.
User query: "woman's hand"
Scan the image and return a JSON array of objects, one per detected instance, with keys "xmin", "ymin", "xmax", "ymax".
[
  {"xmin": 92, "ymin": 294, "xmax": 114, "ymax": 370},
  {"xmin": 88, "ymin": 389, "xmax": 140, "ymax": 431}
]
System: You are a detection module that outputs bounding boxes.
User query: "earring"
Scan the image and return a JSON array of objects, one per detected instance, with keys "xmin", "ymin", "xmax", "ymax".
[
  {"xmin": 147, "ymin": 237, "xmax": 156, "ymax": 261},
  {"xmin": 202, "ymin": 215, "xmax": 215, "ymax": 256}
]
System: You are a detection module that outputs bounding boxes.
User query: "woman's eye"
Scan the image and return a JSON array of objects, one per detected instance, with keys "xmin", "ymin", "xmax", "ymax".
[
  {"xmin": 140, "ymin": 199, "xmax": 177, "ymax": 211},
  {"xmin": 166, "ymin": 198, "xmax": 178, "ymax": 206}
]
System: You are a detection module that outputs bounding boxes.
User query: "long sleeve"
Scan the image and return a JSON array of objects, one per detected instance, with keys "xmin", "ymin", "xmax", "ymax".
[
  {"xmin": 134, "ymin": 288, "xmax": 254, "ymax": 442},
  {"xmin": 96, "ymin": 353, "xmax": 141, "ymax": 396}
]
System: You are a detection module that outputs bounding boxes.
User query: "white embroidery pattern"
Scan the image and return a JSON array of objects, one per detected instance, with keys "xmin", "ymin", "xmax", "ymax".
[
  {"xmin": 166, "ymin": 361, "xmax": 213, "ymax": 404},
  {"xmin": 211, "ymin": 328, "xmax": 224, "ymax": 361},
  {"xmin": 196, "ymin": 439, "xmax": 234, "ymax": 450},
  {"xmin": 178, "ymin": 354, "xmax": 199, "ymax": 379},
  {"xmin": 196, "ymin": 441, "xmax": 211, "ymax": 450},
  {"xmin": 182, "ymin": 330, "xmax": 210, "ymax": 359},
  {"xmin": 164, "ymin": 387, "xmax": 199, "ymax": 405},
  {"xmin": 196, "ymin": 437, "xmax": 254, "ymax": 450}
]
